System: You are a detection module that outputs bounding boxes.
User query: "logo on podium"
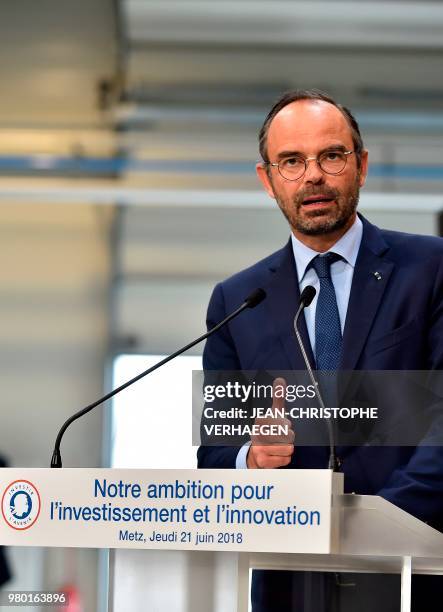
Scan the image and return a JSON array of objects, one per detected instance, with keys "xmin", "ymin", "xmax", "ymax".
[{"xmin": 1, "ymin": 480, "xmax": 41, "ymax": 530}]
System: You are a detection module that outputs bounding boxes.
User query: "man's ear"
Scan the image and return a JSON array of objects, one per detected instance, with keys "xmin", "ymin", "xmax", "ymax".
[
  {"xmin": 256, "ymin": 162, "xmax": 276, "ymax": 199},
  {"xmin": 359, "ymin": 149, "xmax": 369, "ymax": 188}
]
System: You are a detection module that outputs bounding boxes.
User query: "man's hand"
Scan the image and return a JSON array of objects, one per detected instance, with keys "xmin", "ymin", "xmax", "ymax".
[{"xmin": 246, "ymin": 377, "xmax": 295, "ymax": 469}]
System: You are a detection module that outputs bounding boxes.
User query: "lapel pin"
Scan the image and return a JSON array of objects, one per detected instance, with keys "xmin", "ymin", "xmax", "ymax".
[{"xmin": 373, "ymin": 271, "xmax": 382, "ymax": 281}]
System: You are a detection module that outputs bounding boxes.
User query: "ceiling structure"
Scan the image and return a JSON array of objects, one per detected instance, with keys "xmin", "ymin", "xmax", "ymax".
[
  {"xmin": 117, "ymin": 0, "xmax": 443, "ymax": 194},
  {"xmin": 0, "ymin": 0, "xmax": 442, "ymax": 192}
]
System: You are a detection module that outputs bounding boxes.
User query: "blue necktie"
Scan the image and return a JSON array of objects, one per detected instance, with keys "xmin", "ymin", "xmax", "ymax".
[{"xmin": 311, "ymin": 253, "xmax": 342, "ymax": 371}]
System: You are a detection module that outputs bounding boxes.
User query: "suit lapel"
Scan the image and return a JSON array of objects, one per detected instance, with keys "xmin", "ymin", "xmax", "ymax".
[
  {"xmin": 265, "ymin": 240, "xmax": 316, "ymax": 370},
  {"xmin": 340, "ymin": 217, "xmax": 394, "ymax": 370},
  {"xmin": 262, "ymin": 217, "xmax": 394, "ymax": 372}
]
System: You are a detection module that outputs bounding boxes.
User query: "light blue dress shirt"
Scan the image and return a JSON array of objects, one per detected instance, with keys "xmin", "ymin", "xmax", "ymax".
[{"xmin": 235, "ymin": 216, "xmax": 363, "ymax": 468}]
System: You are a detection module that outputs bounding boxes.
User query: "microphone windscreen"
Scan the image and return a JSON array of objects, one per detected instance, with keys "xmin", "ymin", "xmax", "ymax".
[
  {"xmin": 245, "ymin": 288, "xmax": 267, "ymax": 308},
  {"xmin": 300, "ymin": 285, "xmax": 316, "ymax": 307}
]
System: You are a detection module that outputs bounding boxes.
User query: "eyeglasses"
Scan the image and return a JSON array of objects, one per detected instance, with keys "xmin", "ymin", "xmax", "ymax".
[{"xmin": 267, "ymin": 150, "xmax": 354, "ymax": 181}]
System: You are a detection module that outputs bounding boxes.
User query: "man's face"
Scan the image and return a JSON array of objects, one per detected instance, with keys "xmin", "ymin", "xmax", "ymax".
[{"xmin": 256, "ymin": 100, "xmax": 368, "ymax": 238}]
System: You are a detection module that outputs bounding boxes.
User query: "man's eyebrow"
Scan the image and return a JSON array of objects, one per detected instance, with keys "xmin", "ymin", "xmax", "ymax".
[
  {"xmin": 276, "ymin": 144, "xmax": 348, "ymax": 160},
  {"xmin": 321, "ymin": 144, "xmax": 347, "ymax": 153},
  {"xmin": 276, "ymin": 150, "xmax": 304, "ymax": 160}
]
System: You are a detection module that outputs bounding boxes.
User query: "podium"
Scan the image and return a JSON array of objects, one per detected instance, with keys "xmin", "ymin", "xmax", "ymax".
[
  {"xmin": 235, "ymin": 494, "xmax": 443, "ymax": 612},
  {"xmin": 1, "ymin": 468, "xmax": 442, "ymax": 612}
]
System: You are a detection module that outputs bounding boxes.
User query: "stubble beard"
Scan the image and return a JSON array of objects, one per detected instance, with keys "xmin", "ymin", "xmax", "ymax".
[{"xmin": 274, "ymin": 175, "xmax": 361, "ymax": 236}]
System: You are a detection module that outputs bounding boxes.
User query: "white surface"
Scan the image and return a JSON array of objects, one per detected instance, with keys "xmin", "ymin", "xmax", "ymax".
[
  {"xmin": 0, "ymin": 468, "xmax": 338, "ymax": 554},
  {"xmin": 401, "ymin": 556, "xmax": 412, "ymax": 612},
  {"xmin": 111, "ymin": 354, "xmax": 201, "ymax": 469}
]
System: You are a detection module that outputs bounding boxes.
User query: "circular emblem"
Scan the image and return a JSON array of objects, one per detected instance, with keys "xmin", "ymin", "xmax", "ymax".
[{"xmin": 2, "ymin": 480, "xmax": 41, "ymax": 530}]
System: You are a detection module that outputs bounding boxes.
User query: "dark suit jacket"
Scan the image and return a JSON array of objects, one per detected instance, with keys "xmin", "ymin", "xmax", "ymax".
[
  {"xmin": 197, "ymin": 214, "xmax": 443, "ymax": 609},
  {"xmin": 198, "ymin": 215, "xmax": 443, "ymax": 525}
]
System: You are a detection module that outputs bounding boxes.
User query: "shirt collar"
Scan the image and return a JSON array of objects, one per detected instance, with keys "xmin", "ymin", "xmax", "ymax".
[{"xmin": 290, "ymin": 215, "xmax": 363, "ymax": 282}]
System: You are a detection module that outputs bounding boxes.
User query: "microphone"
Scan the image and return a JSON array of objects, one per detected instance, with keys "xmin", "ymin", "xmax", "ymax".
[
  {"xmin": 51, "ymin": 288, "xmax": 267, "ymax": 468},
  {"xmin": 293, "ymin": 285, "xmax": 339, "ymax": 471},
  {"xmin": 299, "ymin": 285, "xmax": 316, "ymax": 308},
  {"xmin": 245, "ymin": 287, "xmax": 266, "ymax": 309}
]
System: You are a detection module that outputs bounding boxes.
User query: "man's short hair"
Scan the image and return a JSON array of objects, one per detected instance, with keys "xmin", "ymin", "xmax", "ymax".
[{"xmin": 259, "ymin": 89, "xmax": 364, "ymax": 168}]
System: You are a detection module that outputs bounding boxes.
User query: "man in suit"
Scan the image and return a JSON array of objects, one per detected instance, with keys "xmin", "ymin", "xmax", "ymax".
[{"xmin": 197, "ymin": 89, "xmax": 443, "ymax": 610}]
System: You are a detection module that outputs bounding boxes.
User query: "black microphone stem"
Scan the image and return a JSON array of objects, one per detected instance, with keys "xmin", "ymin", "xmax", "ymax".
[
  {"xmin": 51, "ymin": 290, "xmax": 265, "ymax": 468},
  {"xmin": 294, "ymin": 301, "xmax": 339, "ymax": 472}
]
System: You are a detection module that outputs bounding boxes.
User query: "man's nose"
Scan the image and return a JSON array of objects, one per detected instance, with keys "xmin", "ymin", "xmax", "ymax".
[{"xmin": 303, "ymin": 158, "xmax": 324, "ymax": 184}]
